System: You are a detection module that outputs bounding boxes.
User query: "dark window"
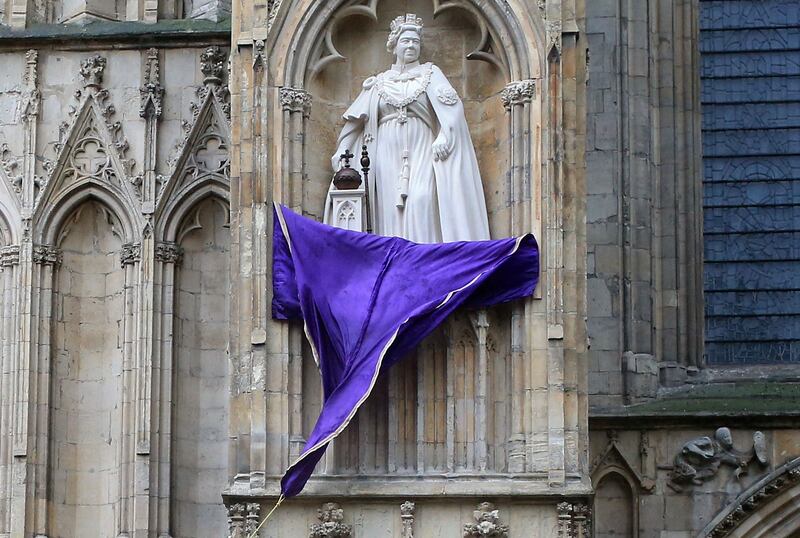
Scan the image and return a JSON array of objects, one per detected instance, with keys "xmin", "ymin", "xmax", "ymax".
[{"xmin": 700, "ymin": 0, "xmax": 800, "ymax": 364}]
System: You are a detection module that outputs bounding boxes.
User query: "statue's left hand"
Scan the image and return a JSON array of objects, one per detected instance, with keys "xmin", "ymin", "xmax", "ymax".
[{"xmin": 432, "ymin": 133, "xmax": 452, "ymax": 161}]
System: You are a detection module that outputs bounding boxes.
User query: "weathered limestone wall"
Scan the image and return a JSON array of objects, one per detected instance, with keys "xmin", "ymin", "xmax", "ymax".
[
  {"xmin": 0, "ymin": 10, "xmax": 231, "ymax": 534},
  {"xmin": 585, "ymin": 0, "xmax": 704, "ymax": 408},
  {"xmin": 172, "ymin": 197, "xmax": 231, "ymax": 537},
  {"xmin": 590, "ymin": 424, "xmax": 800, "ymax": 537},
  {"xmin": 50, "ymin": 202, "xmax": 125, "ymax": 537},
  {"xmin": 225, "ymin": 0, "xmax": 590, "ymax": 535}
]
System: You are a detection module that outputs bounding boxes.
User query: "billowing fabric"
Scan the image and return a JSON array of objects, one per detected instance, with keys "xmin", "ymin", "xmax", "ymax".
[
  {"xmin": 272, "ymin": 204, "xmax": 539, "ymax": 497},
  {"xmin": 323, "ymin": 61, "xmax": 490, "ymax": 243}
]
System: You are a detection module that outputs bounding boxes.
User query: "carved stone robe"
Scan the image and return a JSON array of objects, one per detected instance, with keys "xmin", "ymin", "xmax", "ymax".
[{"xmin": 325, "ymin": 62, "xmax": 490, "ymax": 243}]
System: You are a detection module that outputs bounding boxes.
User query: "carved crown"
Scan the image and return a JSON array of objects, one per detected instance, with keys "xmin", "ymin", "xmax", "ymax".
[{"xmin": 390, "ymin": 13, "xmax": 423, "ymax": 34}]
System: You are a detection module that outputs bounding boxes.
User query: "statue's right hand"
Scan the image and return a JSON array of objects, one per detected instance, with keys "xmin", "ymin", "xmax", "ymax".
[{"xmin": 331, "ymin": 152, "xmax": 341, "ymax": 172}]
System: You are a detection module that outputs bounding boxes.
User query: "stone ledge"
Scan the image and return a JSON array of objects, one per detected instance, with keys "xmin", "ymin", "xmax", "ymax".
[
  {"xmin": 224, "ymin": 475, "xmax": 593, "ymax": 499},
  {"xmin": 590, "ymin": 381, "xmax": 800, "ymax": 426},
  {"xmin": 0, "ymin": 18, "xmax": 230, "ymax": 46}
]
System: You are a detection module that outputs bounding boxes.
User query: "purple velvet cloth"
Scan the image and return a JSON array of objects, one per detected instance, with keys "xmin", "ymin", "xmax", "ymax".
[{"xmin": 272, "ymin": 204, "xmax": 539, "ymax": 497}]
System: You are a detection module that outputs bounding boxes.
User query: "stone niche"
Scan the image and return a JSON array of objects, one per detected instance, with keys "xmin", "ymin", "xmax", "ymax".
[
  {"xmin": 304, "ymin": 1, "xmax": 512, "ymax": 236},
  {"xmin": 286, "ymin": 0, "xmax": 538, "ymax": 483}
]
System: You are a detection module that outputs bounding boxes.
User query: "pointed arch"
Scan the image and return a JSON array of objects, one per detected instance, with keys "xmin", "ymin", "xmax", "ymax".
[
  {"xmin": 700, "ymin": 457, "xmax": 800, "ymax": 538},
  {"xmin": 270, "ymin": 0, "xmax": 544, "ymax": 87},
  {"xmin": 36, "ymin": 182, "xmax": 136, "ymax": 245},
  {"xmin": 33, "ymin": 94, "xmax": 141, "ymax": 245},
  {"xmin": 155, "ymin": 89, "xmax": 230, "ymax": 242},
  {"xmin": 0, "ymin": 172, "xmax": 21, "ymax": 245}
]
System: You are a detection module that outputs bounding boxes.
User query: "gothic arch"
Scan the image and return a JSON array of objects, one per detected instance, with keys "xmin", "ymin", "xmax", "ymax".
[
  {"xmin": 160, "ymin": 187, "xmax": 230, "ymax": 244},
  {"xmin": 700, "ymin": 457, "xmax": 800, "ymax": 538},
  {"xmin": 37, "ymin": 183, "xmax": 137, "ymax": 246},
  {"xmin": 593, "ymin": 470, "xmax": 638, "ymax": 538},
  {"xmin": 270, "ymin": 0, "xmax": 544, "ymax": 87}
]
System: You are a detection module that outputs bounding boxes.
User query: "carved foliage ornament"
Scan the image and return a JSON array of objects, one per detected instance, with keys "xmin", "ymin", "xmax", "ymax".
[
  {"xmin": 309, "ymin": 502, "xmax": 351, "ymax": 538},
  {"xmin": 463, "ymin": 502, "xmax": 509, "ymax": 537},
  {"xmin": 501, "ymin": 79, "xmax": 536, "ymax": 108},
  {"xmin": 80, "ymin": 54, "xmax": 106, "ymax": 88},
  {"xmin": 557, "ymin": 502, "xmax": 592, "ymax": 538},
  {"xmin": 155, "ymin": 241, "xmax": 183, "ymax": 264},
  {"xmin": 120, "ymin": 242, "xmax": 141, "ymax": 266},
  {"xmin": 227, "ymin": 502, "xmax": 260, "ymax": 538},
  {"xmin": 279, "ymin": 87, "xmax": 312, "ymax": 114},
  {"xmin": 400, "ymin": 501, "xmax": 415, "ymax": 538},
  {"xmin": 201, "ymin": 45, "xmax": 226, "ymax": 85},
  {"xmin": 140, "ymin": 48, "xmax": 164, "ymax": 119},
  {"xmin": 32, "ymin": 245, "xmax": 62, "ymax": 266}
]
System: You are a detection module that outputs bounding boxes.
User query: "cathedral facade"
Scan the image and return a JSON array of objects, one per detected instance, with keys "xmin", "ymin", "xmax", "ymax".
[{"xmin": 0, "ymin": 0, "xmax": 796, "ymax": 536}]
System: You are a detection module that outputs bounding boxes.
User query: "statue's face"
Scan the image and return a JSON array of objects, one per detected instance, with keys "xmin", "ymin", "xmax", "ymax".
[{"xmin": 395, "ymin": 29, "xmax": 421, "ymax": 63}]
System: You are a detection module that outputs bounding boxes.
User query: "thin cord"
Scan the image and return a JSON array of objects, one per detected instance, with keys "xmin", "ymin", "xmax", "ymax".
[{"xmin": 247, "ymin": 494, "xmax": 285, "ymax": 538}]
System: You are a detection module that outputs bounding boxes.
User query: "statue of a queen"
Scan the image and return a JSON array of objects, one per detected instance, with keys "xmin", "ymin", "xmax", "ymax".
[{"xmin": 324, "ymin": 14, "xmax": 490, "ymax": 243}]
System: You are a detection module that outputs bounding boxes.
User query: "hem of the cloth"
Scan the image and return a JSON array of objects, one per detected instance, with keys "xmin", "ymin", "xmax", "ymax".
[{"xmin": 278, "ymin": 224, "xmax": 529, "ymax": 495}]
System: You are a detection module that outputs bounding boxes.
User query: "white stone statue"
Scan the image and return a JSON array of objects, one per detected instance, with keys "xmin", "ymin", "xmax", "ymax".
[{"xmin": 324, "ymin": 13, "xmax": 490, "ymax": 243}]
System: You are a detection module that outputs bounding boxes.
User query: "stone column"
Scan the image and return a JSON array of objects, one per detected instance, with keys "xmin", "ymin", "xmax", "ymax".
[
  {"xmin": 501, "ymin": 79, "xmax": 536, "ymax": 473},
  {"xmin": 278, "ymin": 86, "xmax": 311, "ymax": 461},
  {"xmin": 153, "ymin": 241, "xmax": 183, "ymax": 538},
  {"xmin": 0, "ymin": 245, "xmax": 19, "ymax": 537},
  {"xmin": 226, "ymin": 0, "xmax": 275, "ymax": 501},
  {"xmin": 24, "ymin": 244, "xmax": 62, "ymax": 537}
]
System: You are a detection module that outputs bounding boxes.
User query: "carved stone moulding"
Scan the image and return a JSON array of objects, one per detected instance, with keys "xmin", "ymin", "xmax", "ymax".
[
  {"xmin": 0, "ymin": 245, "xmax": 20, "ymax": 266},
  {"xmin": 227, "ymin": 501, "xmax": 260, "ymax": 538}
]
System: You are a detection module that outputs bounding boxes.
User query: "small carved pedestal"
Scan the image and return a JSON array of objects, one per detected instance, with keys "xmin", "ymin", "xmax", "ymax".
[{"xmin": 329, "ymin": 188, "xmax": 366, "ymax": 232}]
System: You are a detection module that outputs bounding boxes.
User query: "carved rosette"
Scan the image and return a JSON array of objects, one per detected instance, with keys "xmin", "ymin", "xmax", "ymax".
[
  {"xmin": 227, "ymin": 502, "xmax": 260, "ymax": 538},
  {"xmin": 400, "ymin": 501, "xmax": 415, "ymax": 538},
  {"xmin": 155, "ymin": 241, "xmax": 183, "ymax": 264},
  {"xmin": 120, "ymin": 242, "xmax": 141, "ymax": 267},
  {"xmin": 309, "ymin": 502, "xmax": 351, "ymax": 538},
  {"xmin": 463, "ymin": 502, "xmax": 509, "ymax": 537},
  {"xmin": 140, "ymin": 48, "xmax": 164, "ymax": 119},
  {"xmin": 280, "ymin": 87, "xmax": 312, "ymax": 115},
  {"xmin": 501, "ymin": 79, "xmax": 536, "ymax": 109},
  {"xmin": 0, "ymin": 245, "xmax": 20, "ymax": 267},
  {"xmin": 32, "ymin": 245, "xmax": 62, "ymax": 266}
]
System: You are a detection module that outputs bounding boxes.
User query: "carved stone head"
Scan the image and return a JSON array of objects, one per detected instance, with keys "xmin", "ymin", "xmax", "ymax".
[
  {"xmin": 386, "ymin": 13, "xmax": 423, "ymax": 56},
  {"xmin": 715, "ymin": 427, "xmax": 733, "ymax": 449}
]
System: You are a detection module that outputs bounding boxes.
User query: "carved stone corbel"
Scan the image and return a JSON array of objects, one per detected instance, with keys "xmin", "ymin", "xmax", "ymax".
[
  {"xmin": 309, "ymin": 502, "xmax": 351, "ymax": 538},
  {"xmin": 463, "ymin": 502, "xmax": 509, "ymax": 537}
]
